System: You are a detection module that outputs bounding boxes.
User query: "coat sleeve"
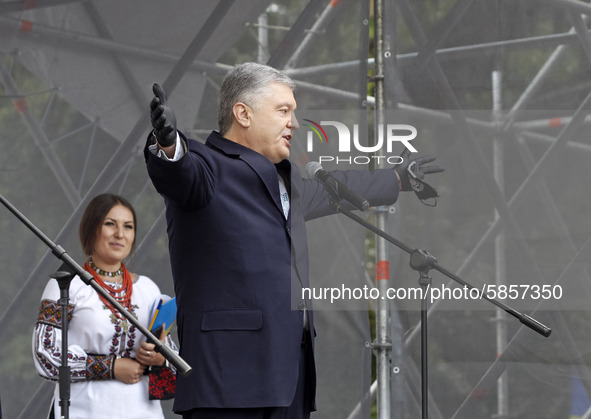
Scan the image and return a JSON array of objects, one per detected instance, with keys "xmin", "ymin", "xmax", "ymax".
[
  {"xmin": 144, "ymin": 132, "xmax": 217, "ymax": 210},
  {"xmin": 297, "ymin": 167, "xmax": 400, "ymax": 221}
]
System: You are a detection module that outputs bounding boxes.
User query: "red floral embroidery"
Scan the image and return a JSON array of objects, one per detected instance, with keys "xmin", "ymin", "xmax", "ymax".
[{"xmin": 149, "ymin": 367, "xmax": 176, "ymax": 400}]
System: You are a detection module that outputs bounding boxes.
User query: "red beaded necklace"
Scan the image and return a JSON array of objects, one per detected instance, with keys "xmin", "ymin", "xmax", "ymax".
[{"xmin": 83, "ymin": 260, "xmax": 133, "ymax": 319}]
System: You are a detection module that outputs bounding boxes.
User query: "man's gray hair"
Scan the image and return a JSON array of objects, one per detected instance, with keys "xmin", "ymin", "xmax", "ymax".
[{"xmin": 218, "ymin": 62, "xmax": 296, "ymax": 136}]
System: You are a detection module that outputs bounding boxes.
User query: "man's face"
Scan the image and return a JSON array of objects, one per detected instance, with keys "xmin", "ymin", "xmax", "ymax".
[{"xmin": 245, "ymin": 82, "xmax": 299, "ymax": 164}]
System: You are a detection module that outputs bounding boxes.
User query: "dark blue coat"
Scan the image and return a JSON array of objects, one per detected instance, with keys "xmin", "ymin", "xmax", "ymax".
[{"xmin": 144, "ymin": 131, "xmax": 399, "ymax": 412}]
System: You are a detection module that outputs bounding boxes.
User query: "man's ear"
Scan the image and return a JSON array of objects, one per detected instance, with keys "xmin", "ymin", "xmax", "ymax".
[{"xmin": 233, "ymin": 102, "xmax": 251, "ymax": 128}]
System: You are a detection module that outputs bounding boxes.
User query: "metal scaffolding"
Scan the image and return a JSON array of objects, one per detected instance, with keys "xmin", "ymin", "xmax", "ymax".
[{"xmin": 2, "ymin": 1, "xmax": 591, "ymax": 418}]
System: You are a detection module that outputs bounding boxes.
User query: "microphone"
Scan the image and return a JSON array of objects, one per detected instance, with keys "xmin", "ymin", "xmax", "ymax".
[{"xmin": 305, "ymin": 162, "xmax": 370, "ymax": 211}]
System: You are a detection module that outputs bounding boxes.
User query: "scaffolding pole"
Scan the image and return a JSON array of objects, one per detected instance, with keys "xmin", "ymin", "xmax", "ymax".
[
  {"xmin": 373, "ymin": 0, "xmax": 392, "ymax": 417},
  {"xmin": 492, "ymin": 69, "xmax": 509, "ymax": 419}
]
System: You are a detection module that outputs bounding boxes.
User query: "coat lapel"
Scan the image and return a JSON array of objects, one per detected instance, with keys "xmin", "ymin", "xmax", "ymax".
[{"xmin": 205, "ymin": 132, "xmax": 285, "ymax": 218}]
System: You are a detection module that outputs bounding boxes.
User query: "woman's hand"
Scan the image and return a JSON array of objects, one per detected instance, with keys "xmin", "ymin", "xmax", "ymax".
[
  {"xmin": 113, "ymin": 357, "xmax": 146, "ymax": 384},
  {"xmin": 136, "ymin": 324, "xmax": 167, "ymax": 368}
]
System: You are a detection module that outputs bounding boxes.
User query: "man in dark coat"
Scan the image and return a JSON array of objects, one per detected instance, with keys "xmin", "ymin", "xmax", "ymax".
[{"xmin": 144, "ymin": 62, "xmax": 442, "ymax": 419}]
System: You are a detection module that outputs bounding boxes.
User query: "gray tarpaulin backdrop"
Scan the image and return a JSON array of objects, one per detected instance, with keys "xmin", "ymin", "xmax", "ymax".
[{"xmin": 1, "ymin": 1, "xmax": 591, "ymax": 418}]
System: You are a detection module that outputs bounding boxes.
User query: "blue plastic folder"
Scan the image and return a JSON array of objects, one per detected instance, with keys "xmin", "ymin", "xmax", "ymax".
[{"xmin": 148, "ymin": 296, "xmax": 176, "ymax": 336}]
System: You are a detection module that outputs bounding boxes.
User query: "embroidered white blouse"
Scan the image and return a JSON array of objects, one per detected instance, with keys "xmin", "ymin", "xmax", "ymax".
[{"xmin": 32, "ymin": 274, "xmax": 176, "ymax": 419}]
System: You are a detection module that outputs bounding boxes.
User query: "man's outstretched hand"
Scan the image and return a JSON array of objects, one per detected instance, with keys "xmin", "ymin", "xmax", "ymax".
[
  {"xmin": 394, "ymin": 148, "xmax": 444, "ymax": 205},
  {"xmin": 150, "ymin": 83, "xmax": 177, "ymax": 148}
]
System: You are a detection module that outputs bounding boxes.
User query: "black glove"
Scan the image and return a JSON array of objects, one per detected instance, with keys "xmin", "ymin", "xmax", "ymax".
[
  {"xmin": 394, "ymin": 148, "xmax": 444, "ymax": 205},
  {"xmin": 150, "ymin": 83, "xmax": 177, "ymax": 148}
]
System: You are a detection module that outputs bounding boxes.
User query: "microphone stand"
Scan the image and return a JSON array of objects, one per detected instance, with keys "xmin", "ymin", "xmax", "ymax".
[
  {"xmin": 53, "ymin": 268, "xmax": 75, "ymax": 419},
  {"xmin": 322, "ymin": 191, "xmax": 551, "ymax": 419},
  {"xmin": 0, "ymin": 193, "xmax": 192, "ymax": 418}
]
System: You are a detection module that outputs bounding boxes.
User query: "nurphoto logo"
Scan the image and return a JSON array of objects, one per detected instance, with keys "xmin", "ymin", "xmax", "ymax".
[{"xmin": 304, "ymin": 119, "xmax": 418, "ymax": 166}]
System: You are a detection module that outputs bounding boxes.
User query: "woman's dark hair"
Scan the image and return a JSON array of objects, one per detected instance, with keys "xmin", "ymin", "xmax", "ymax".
[{"xmin": 79, "ymin": 193, "xmax": 137, "ymax": 257}]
